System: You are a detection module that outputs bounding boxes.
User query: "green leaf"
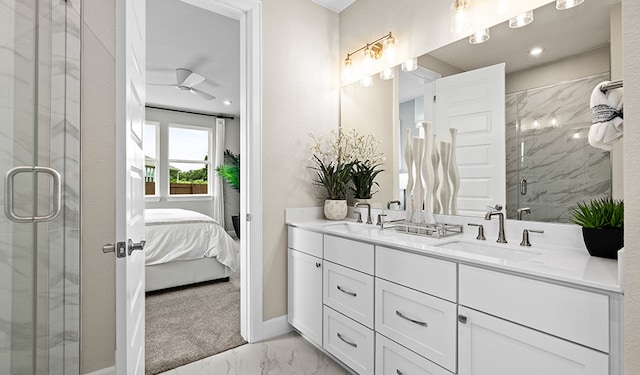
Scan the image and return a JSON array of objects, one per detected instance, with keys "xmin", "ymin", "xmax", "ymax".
[{"xmin": 568, "ymin": 197, "xmax": 623, "ymax": 229}]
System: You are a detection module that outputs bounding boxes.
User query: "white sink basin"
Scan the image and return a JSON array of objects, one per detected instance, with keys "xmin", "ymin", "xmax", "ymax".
[
  {"xmin": 323, "ymin": 222, "xmax": 392, "ymax": 236},
  {"xmin": 436, "ymin": 241, "xmax": 541, "ymax": 261}
]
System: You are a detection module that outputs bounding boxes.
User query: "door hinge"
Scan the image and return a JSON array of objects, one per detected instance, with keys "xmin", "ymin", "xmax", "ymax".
[
  {"xmin": 433, "ymin": 95, "xmax": 437, "ymax": 103},
  {"xmin": 458, "ymin": 314, "xmax": 467, "ymax": 324},
  {"xmin": 116, "ymin": 242, "xmax": 126, "ymax": 258},
  {"xmin": 246, "ymin": 213, "xmax": 251, "ymax": 221}
]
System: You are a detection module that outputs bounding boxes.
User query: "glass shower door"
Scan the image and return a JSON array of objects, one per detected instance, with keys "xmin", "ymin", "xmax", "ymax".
[{"xmin": 0, "ymin": 0, "xmax": 80, "ymax": 373}]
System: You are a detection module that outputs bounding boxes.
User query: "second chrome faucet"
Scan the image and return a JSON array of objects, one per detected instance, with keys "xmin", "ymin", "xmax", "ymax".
[{"xmin": 484, "ymin": 205, "xmax": 507, "ymax": 243}]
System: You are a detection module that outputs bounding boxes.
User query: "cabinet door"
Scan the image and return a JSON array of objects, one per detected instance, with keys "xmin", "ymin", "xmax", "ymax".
[
  {"xmin": 288, "ymin": 248, "xmax": 323, "ymax": 346},
  {"xmin": 458, "ymin": 306, "xmax": 608, "ymax": 375}
]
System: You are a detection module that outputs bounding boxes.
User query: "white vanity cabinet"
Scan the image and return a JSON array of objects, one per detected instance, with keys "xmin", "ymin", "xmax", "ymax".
[
  {"xmin": 287, "ymin": 227, "xmax": 324, "ymax": 346},
  {"xmin": 287, "ymin": 225, "xmax": 621, "ymax": 375},
  {"xmin": 457, "ymin": 265, "xmax": 612, "ymax": 375}
]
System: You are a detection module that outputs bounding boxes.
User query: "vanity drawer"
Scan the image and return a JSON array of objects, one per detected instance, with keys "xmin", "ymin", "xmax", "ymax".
[
  {"xmin": 324, "ymin": 306, "xmax": 375, "ymax": 375},
  {"xmin": 376, "ymin": 246, "xmax": 457, "ymax": 302},
  {"xmin": 288, "ymin": 227, "xmax": 323, "ymax": 258},
  {"xmin": 324, "ymin": 235, "xmax": 374, "ymax": 274},
  {"xmin": 375, "ymin": 334, "xmax": 453, "ymax": 375},
  {"xmin": 324, "ymin": 261, "xmax": 374, "ymax": 329},
  {"xmin": 375, "ymin": 278, "xmax": 457, "ymax": 372},
  {"xmin": 459, "ymin": 265, "xmax": 610, "ymax": 353}
]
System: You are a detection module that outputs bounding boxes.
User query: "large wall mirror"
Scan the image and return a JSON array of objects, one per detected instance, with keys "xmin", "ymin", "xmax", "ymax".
[{"xmin": 341, "ymin": 0, "xmax": 620, "ymax": 223}]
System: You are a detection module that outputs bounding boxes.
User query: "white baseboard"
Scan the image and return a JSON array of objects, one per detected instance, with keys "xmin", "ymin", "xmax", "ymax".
[
  {"xmin": 84, "ymin": 366, "xmax": 115, "ymax": 375},
  {"xmin": 261, "ymin": 315, "xmax": 292, "ymax": 341}
]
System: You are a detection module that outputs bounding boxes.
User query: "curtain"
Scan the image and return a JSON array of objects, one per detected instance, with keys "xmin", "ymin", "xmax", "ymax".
[{"xmin": 213, "ymin": 118, "xmax": 225, "ymax": 227}]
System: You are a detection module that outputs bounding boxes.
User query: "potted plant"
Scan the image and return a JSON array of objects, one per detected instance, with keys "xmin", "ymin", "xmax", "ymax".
[
  {"xmin": 569, "ymin": 197, "xmax": 623, "ymax": 259},
  {"xmin": 310, "ymin": 155, "xmax": 354, "ymax": 220},
  {"xmin": 350, "ymin": 161, "xmax": 384, "ymax": 201},
  {"xmin": 215, "ymin": 149, "xmax": 241, "ymax": 238}
]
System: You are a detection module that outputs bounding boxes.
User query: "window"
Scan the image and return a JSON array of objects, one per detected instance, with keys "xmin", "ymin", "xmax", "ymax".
[
  {"xmin": 143, "ymin": 121, "xmax": 213, "ymax": 198},
  {"xmin": 168, "ymin": 125, "xmax": 211, "ymax": 195},
  {"xmin": 144, "ymin": 122, "xmax": 159, "ymax": 196}
]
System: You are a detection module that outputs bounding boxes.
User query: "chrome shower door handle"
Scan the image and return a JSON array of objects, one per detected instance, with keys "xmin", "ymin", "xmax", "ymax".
[
  {"xmin": 4, "ymin": 166, "xmax": 62, "ymax": 223},
  {"xmin": 520, "ymin": 179, "xmax": 528, "ymax": 195}
]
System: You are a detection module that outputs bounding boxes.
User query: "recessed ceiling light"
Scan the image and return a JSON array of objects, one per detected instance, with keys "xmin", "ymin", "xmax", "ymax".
[
  {"xmin": 223, "ymin": 100, "xmax": 232, "ymax": 106},
  {"xmin": 529, "ymin": 47, "xmax": 543, "ymax": 56}
]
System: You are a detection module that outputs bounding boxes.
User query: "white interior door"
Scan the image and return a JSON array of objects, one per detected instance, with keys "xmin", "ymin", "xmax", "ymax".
[
  {"xmin": 434, "ymin": 63, "xmax": 505, "ymax": 217},
  {"xmin": 115, "ymin": 0, "xmax": 146, "ymax": 373}
]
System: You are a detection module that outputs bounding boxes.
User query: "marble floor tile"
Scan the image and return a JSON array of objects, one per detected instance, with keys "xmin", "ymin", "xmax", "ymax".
[{"xmin": 159, "ymin": 332, "xmax": 350, "ymax": 375}]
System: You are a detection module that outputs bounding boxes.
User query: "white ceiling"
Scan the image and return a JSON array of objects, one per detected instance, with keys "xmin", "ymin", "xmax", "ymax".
[
  {"xmin": 428, "ymin": 0, "xmax": 611, "ymax": 74},
  {"xmin": 146, "ymin": 0, "xmax": 240, "ymax": 116}
]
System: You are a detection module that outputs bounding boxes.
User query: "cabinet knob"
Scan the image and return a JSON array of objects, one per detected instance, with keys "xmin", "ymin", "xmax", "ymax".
[
  {"xmin": 458, "ymin": 314, "xmax": 467, "ymax": 324},
  {"xmin": 315, "ymin": 262, "xmax": 321, "ymax": 268}
]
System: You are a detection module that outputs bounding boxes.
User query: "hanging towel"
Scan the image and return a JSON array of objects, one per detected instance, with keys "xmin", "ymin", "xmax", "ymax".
[{"xmin": 588, "ymin": 81, "xmax": 623, "ymax": 151}]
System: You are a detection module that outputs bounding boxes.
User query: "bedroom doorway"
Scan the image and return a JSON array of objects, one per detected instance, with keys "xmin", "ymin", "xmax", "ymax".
[{"xmin": 115, "ymin": 0, "xmax": 262, "ymax": 373}]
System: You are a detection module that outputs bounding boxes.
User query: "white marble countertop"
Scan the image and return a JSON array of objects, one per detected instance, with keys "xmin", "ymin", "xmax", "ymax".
[{"xmin": 286, "ymin": 216, "xmax": 622, "ymax": 294}]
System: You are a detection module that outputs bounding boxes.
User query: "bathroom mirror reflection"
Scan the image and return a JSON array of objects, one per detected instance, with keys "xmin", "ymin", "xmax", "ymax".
[{"xmin": 342, "ymin": 0, "xmax": 619, "ymax": 223}]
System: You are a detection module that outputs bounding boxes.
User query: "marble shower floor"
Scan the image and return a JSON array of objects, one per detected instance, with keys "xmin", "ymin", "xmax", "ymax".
[{"xmin": 159, "ymin": 332, "xmax": 351, "ymax": 375}]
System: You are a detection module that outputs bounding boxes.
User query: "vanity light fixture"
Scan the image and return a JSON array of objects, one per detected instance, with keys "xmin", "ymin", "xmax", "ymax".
[
  {"xmin": 380, "ymin": 67, "xmax": 394, "ymax": 80},
  {"xmin": 342, "ymin": 32, "xmax": 397, "ymax": 82},
  {"xmin": 556, "ymin": 0, "xmax": 584, "ymax": 10},
  {"xmin": 360, "ymin": 75, "xmax": 374, "ymax": 88},
  {"xmin": 469, "ymin": 29, "xmax": 490, "ymax": 44},
  {"xmin": 401, "ymin": 58, "xmax": 418, "ymax": 72},
  {"xmin": 450, "ymin": 0, "xmax": 471, "ymax": 34},
  {"xmin": 509, "ymin": 10, "xmax": 534, "ymax": 28}
]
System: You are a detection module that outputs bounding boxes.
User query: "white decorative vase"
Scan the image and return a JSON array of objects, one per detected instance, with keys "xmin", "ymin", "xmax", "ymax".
[
  {"xmin": 412, "ymin": 136, "xmax": 425, "ymax": 223},
  {"xmin": 449, "ymin": 128, "xmax": 461, "ymax": 215},
  {"xmin": 324, "ymin": 199, "xmax": 347, "ymax": 220},
  {"xmin": 431, "ymin": 136, "xmax": 441, "ymax": 214},
  {"xmin": 404, "ymin": 129, "xmax": 415, "ymax": 221},
  {"xmin": 440, "ymin": 141, "xmax": 452, "ymax": 215},
  {"xmin": 421, "ymin": 122, "xmax": 435, "ymax": 223}
]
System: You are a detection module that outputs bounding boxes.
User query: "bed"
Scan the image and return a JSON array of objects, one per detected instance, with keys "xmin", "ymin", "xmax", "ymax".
[{"xmin": 144, "ymin": 208, "xmax": 239, "ymax": 292}]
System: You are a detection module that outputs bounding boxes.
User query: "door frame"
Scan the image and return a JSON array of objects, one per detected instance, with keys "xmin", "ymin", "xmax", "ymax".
[
  {"xmin": 118, "ymin": 0, "xmax": 264, "ymax": 345},
  {"xmin": 174, "ymin": 0, "xmax": 264, "ymax": 343}
]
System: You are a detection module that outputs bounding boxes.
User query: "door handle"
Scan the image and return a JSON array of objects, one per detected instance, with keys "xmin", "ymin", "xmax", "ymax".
[
  {"xmin": 520, "ymin": 179, "xmax": 528, "ymax": 195},
  {"xmin": 4, "ymin": 166, "xmax": 62, "ymax": 223},
  {"xmin": 128, "ymin": 239, "xmax": 146, "ymax": 255}
]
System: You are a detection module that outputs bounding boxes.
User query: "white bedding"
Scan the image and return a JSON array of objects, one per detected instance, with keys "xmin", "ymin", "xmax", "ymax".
[{"xmin": 144, "ymin": 208, "xmax": 238, "ymax": 271}]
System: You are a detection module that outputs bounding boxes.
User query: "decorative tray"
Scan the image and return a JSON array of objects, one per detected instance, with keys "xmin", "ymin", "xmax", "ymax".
[{"xmin": 382, "ymin": 220, "xmax": 463, "ymax": 239}]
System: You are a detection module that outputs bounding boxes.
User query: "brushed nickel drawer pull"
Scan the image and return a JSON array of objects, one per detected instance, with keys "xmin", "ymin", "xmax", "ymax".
[
  {"xmin": 337, "ymin": 285, "xmax": 357, "ymax": 297},
  {"xmin": 337, "ymin": 332, "xmax": 358, "ymax": 348},
  {"xmin": 396, "ymin": 310, "xmax": 428, "ymax": 327}
]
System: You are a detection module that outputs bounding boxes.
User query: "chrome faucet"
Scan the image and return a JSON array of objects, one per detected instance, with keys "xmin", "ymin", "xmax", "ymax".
[
  {"xmin": 517, "ymin": 207, "xmax": 531, "ymax": 220},
  {"xmin": 484, "ymin": 205, "xmax": 507, "ymax": 243},
  {"xmin": 387, "ymin": 200, "xmax": 401, "ymax": 209},
  {"xmin": 354, "ymin": 202, "xmax": 372, "ymax": 224}
]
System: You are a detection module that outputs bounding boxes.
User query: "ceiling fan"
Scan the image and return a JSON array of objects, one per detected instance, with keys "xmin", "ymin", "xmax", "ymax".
[{"xmin": 148, "ymin": 68, "xmax": 216, "ymax": 100}]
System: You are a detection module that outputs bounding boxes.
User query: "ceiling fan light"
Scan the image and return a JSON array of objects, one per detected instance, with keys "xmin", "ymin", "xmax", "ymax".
[{"xmin": 556, "ymin": 0, "xmax": 584, "ymax": 10}]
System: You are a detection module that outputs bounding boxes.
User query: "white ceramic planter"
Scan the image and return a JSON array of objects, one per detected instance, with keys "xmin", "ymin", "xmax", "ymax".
[{"xmin": 324, "ymin": 199, "xmax": 348, "ymax": 220}]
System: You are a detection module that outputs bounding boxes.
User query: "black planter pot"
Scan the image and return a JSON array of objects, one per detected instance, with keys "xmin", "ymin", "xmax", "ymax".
[
  {"xmin": 232, "ymin": 215, "xmax": 240, "ymax": 239},
  {"xmin": 582, "ymin": 227, "xmax": 623, "ymax": 259}
]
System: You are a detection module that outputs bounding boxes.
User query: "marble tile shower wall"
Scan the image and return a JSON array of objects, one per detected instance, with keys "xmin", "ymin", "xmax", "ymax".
[
  {"xmin": 506, "ymin": 73, "xmax": 612, "ymax": 222},
  {"xmin": 0, "ymin": 0, "xmax": 80, "ymax": 373}
]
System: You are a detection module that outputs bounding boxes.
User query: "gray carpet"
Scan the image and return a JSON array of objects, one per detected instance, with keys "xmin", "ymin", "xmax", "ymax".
[{"xmin": 145, "ymin": 272, "xmax": 246, "ymax": 374}]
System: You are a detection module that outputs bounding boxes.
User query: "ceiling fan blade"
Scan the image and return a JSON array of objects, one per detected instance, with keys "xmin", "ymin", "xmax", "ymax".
[
  {"xmin": 175, "ymin": 68, "xmax": 192, "ymax": 85},
  {"xmin": 190, "ymin": 87, "xmax": 216, "ymax": 101},
  {"xmin": 182, "ymin": 72, "xmax": 205, "ymax": 88},
  {"xmin": 147, "ymin": 82, "xmax": 176, "ymax": 87}
]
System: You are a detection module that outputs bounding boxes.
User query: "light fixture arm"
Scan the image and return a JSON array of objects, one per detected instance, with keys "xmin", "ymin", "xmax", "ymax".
[{"xmin": 344, "ymin": 32, "xmax": 393, "ymax": 61}]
